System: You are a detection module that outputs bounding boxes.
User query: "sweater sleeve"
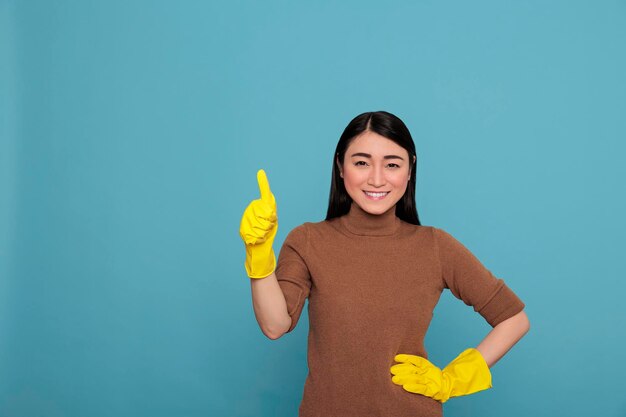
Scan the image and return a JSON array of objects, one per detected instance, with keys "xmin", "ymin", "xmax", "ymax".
[
  {"xmin": 275, "ymin": 223, "xmax": 312, "ymax": 333},
  {"xmin": 433, "ymin": 227, "xmax": 525, "ymax": 327}
]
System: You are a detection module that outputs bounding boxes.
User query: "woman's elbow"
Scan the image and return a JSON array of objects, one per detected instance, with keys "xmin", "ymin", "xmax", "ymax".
[
  {"xmin": 264, "ymin": 328, "xmax": 285, "ymax": 340},
  {"xmin": 500, "ymin": 309, "xmax": 530, "ymax": 334},
  {"xmin": 263, "ymin": 318, "xmax": 292, "ymax": 340}
]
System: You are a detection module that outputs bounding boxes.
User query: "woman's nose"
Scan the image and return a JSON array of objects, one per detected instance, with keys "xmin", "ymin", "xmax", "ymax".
[{"xmin": 367, "ymin": 166, "xmax": 386, "ymax": 187}]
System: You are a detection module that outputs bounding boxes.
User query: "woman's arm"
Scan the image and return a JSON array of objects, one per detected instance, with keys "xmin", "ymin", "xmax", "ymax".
[
  {"xmin": 476, "ymin": 309, "xmax": 530, "ymax": 368},
  {"xmin": 250, "ymin": 271, "xmax": 292, "ymax": 340}
]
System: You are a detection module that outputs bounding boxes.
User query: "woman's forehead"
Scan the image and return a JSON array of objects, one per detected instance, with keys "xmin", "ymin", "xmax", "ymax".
[{"xmin": 346, "ymin": 131, "xmax": 408, "ymax": 157}]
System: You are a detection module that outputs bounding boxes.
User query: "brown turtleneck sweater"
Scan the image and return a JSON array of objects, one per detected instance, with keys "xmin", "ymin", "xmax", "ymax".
[{"xmin": 275, "ymin": 201, "xmax": 525, "ymax": 417}]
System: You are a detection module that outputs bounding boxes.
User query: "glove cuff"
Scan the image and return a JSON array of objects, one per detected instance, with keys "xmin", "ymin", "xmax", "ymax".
[
  {"xmin": 440, "ymin": 348, "xmax": 493, "ymax": 402},
  {"xmin": 245, "ymin": 245, "xmax": 276, "ymax": 279}
]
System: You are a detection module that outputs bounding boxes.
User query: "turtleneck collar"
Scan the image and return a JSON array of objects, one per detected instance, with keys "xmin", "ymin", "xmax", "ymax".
[{"xmin": 338, "ymin": 201, "xmax": 400, "ymax": 236}]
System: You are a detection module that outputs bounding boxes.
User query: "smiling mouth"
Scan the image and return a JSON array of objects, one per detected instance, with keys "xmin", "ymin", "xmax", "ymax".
[{"xmin": 363, "ymin": 190, "xmax": 390, "ymax": 200}]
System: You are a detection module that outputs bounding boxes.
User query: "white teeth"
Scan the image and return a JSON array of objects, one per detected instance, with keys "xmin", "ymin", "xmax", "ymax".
[{"xmin": 364, "ymin": 191, "xmax": 389, "ymax": 197}]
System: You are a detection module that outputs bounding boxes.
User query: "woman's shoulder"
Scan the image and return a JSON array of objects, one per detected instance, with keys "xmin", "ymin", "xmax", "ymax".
[
  {"xmin": 302, "ymin": 217, "xmax": 338, "ymax": 234},
  {"xmin": 282, "ymin": 219, "xmax": 328, "ymax": 236},
  {"xmin": 396, "ymin": 219, "xmax": 437, "ymax": 237},
  {"xmin": 283, "ymin": 217, "xmax": 344, "ymax": 240}
]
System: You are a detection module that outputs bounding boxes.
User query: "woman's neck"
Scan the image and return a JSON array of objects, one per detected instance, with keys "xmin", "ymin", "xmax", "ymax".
[{"xmin": 338, "ymin": 201, "xmax": 400, "ymax": 236}]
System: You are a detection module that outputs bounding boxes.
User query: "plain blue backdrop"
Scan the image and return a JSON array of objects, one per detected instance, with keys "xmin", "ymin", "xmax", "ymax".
[{"xmin": 1, "ymin": 1, "xmax": 625, "ymax": 416}]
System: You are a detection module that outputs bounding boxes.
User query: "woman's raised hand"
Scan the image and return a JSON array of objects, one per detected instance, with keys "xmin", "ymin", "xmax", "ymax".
[{"xmin": 239, "ymin": 169, "xmax": 278, "ymax": 278}]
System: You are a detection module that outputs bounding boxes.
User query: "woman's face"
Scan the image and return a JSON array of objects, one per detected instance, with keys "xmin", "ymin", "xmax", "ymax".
[{"xmin": 337, "ymin": 131, "xmax": 414, "ymax": 215}]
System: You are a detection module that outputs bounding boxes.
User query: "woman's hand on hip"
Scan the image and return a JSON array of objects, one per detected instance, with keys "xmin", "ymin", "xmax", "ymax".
[{"xmin": 390, "ymin": 348, "xmax": 492, "ymax": 403}]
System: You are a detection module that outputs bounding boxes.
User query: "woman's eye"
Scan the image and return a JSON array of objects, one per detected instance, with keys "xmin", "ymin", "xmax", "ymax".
[{"xmin": 353, "ymin": 161, "xmax": 400, "ymax": 168}]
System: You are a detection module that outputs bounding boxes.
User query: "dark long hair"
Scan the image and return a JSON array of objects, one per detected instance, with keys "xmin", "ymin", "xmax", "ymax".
[{"xmin": 325, "ymin": 111, "xmax": 421, "ymax": 225}]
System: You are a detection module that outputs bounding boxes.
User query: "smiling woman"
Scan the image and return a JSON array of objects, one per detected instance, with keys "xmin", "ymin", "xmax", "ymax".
[
  {"xmin": 240, "ymin": 110, "xmax": 528, "ymax": 417},
  {"xmin": 326, "ymin": 112, "xmax": 420, "ymax": 223},
  {"xmin": 336, "ymin": 131, "xmax": 415, "ymax": 215}
]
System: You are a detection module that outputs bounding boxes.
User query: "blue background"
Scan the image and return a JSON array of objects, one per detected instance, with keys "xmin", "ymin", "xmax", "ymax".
[{"xmin": 1, "ymin": 1, "xmax": 625, "ymax": 416}]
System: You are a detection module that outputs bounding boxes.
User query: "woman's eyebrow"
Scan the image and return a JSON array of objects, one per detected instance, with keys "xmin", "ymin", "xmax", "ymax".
[{"xmin": 350, "ymin": 152, "xmax": 405, "ymax": 161}]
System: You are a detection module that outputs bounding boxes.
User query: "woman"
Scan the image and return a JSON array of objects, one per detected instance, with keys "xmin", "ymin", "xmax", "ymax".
[{"xmin": 239, "ymin": 111, "xmax": 530, "ymax": 417}]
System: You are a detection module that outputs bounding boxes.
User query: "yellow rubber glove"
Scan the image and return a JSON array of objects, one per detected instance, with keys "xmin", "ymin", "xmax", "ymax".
[
  {"xmin": 239, "ymin": 169, "xmax": 278, "ymax": 279},
  {"xmin": 390, "ymin": 348, "xmax": 492, "ymax": 403}
]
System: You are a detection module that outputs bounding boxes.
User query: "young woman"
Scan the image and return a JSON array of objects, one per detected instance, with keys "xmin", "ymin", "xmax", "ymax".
[{"xmin": 240, "ymin": 111, "xmax": 530, "ymax": 417}]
